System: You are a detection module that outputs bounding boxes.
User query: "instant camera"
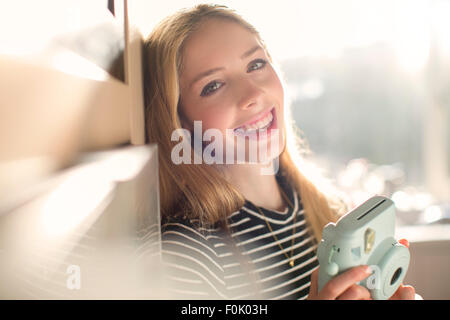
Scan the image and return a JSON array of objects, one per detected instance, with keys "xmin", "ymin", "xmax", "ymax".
[{"xmin": 317, "ymin": 196, "xmax": 410, "ymax": 300}]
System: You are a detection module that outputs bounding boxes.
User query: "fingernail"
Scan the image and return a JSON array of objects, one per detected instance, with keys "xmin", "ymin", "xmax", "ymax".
[
  {"xmin": 363, "ymin": 265, "xmax": 372, "ymax": 275},
  {"xmin": 399, "ymin": 238, "xmax": 409, "ymax": 247}
]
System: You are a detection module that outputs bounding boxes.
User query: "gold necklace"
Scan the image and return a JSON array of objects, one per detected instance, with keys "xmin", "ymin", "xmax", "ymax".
[{"xmin": 255, "ymin": 187, "xmax": 297, "ymax": 267}]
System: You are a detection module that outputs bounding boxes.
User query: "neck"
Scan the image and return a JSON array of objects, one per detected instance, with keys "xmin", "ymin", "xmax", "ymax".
[{"xmin": 218, "ymin": 161, "xmax": 286, "ymax": 212}]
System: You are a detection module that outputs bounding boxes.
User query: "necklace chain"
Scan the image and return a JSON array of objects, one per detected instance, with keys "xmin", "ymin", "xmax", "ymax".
[{"xmin": 255, "ymin": 187, "xmax": 297, "ymax": 267}]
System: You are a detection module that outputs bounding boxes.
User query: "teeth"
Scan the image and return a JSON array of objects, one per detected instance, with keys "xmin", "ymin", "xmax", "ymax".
[{"xmin": 235, "ymin": 111, "xmax": 273, "ymax": 133}]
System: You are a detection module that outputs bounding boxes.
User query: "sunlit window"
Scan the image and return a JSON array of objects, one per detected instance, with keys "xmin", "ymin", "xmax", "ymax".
[{"xmin": 0, "ymin": 0, "xmax": 124, "ymax": 81}]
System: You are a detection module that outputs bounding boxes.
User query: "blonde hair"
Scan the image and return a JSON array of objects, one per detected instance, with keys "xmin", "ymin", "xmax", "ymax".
[{"xmin": 143, "ymin": 4, "xmax": 347, "ymax": 242}]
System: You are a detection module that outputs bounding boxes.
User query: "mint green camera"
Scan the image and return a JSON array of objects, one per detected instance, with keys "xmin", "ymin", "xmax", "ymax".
[{"xmin": 317, "ymin": 196, "xmax": 410, "ymax": 300}]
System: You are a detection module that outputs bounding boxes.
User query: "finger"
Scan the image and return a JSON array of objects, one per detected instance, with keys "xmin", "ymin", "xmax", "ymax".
[
  {"xmin": 320, "ymin": 265, "xmax": 372, "ymax": 300},
  {"xmin": 399, "ymin": 285, "xmax": 416, "ymax": 300},
  {"xmin": 398, "ymin": 238, "xmax": 409, "ymax": 248},
  {"xmin": 390, "ymin": 284, "xmax": 415, "ymax": 300},
  {"xmin": 389, "ymin": 284, "xmax": 403, "ymax": 300},
  {"xmin": 337, "ymin": 284, "xmax": 371, "ymax": 300}
]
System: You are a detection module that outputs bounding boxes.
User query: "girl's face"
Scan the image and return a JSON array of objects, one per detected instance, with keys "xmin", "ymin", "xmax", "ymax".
[{"xmin": 178, "ymin": 18, "xmax": 285, "ymax": 164}]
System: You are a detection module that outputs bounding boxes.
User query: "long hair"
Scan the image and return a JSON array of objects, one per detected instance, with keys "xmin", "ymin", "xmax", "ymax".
[{"xmin": 143, "ymin": 4, "xmax": 347, "ymax": 243}]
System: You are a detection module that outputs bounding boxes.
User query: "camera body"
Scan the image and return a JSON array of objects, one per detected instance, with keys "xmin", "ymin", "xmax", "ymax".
[{"xmin": 317, "ymin": 195, "xmax": 410, "ymax": 300}]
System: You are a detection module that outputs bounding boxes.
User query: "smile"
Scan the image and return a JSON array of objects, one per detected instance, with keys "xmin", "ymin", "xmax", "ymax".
[{"xmin": 233, "ymin": 108, "xmax": 275, "ymax": 135}]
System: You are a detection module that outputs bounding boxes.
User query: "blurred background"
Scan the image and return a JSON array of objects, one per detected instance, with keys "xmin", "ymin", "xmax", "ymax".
[
  {"xmin": 130, "ymin": 0, "xmax": 450, "ymax": 227},
  {"xmin": 0, "ymin": 0, "xmax": 449, "ymax": 299}
]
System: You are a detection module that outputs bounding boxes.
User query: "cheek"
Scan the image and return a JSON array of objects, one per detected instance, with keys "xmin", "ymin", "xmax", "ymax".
[
  {"xmin": 181, "ymin": 99, "xmax": 224, "ymax": 129},
  {"xmin": 268, "ymin": 74, "xmax": 285, "ymax": 121},
  {"xmin": 270, "ymin": 71, "xmax": 284, "ymax": 104},
  {"xmin": 189, "ymin": 105, "xmax": 235, "ymax": 134}
]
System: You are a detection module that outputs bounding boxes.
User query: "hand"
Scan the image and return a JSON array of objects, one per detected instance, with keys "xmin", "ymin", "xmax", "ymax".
[
  {"xmin": 389, "ymin": 238, "xmax": 416, "ymax": 300},
  {"xmin": 308, "ymin": 265, "xmax": 373, "ymax": 300},
  {"xmin": 308, "ymin": 238, "xmax": 416, "ymax": 300}
]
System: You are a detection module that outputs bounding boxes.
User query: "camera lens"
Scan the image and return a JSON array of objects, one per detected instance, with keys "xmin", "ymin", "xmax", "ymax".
[{"xmin": 390, "ymin": 267, "xmax": 402, "ymax": 286}]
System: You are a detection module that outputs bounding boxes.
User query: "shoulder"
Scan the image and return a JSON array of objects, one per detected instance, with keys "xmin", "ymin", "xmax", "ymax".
[
  {"xmin": 161, "ymin": 215, "xmax": 220, "ymax": 247},
  {"xmin": 160, "ymin": 216, "xmax": 228, "ymax": 298}
]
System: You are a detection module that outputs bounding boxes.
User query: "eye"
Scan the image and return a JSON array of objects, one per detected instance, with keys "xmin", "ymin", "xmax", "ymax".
[
  {"xmin": 200, "ymin": 80, "xmax": 224, "ymax": 97},
  {"xmin": 247, "ymin": 59, "xmax": 267, "ymax": 72}
]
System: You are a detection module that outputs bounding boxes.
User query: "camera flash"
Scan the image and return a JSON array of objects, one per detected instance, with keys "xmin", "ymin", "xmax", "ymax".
[{"xmin": 365, "ymin": 228, "xmax": 376, "ymax": 254}]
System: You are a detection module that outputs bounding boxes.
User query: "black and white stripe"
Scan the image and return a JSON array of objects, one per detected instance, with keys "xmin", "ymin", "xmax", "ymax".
[{"xmin": 161, "ymin": 176, "xmax": 319, "ymax": 300}]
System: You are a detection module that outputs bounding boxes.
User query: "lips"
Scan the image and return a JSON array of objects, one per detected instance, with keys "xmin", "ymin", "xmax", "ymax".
[{"xmin": 233, "ymin": 108, "xmax": 275, "ymax": 134}]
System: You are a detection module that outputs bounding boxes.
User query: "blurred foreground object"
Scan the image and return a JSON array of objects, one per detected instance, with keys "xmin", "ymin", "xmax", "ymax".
[{"xmin": 0, "ymin": 145, "xmax": 166, "ymax": 299}]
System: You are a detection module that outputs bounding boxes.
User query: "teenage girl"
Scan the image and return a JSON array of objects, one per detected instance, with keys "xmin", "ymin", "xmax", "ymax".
[{"xmin": 143, "ymin": 4, "xmax": 415, "ymax": 300}]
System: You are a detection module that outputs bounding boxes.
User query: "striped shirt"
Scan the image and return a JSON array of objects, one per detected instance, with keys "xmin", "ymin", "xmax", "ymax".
[{"xmin": 161, "ymin": 175, "xmax": 319, "ymax": 300}]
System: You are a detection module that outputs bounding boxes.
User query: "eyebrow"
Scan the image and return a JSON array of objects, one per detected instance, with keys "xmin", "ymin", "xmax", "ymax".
[
  {"xmin": 240, "ymin": 45, "xmax": 262, "ymax": 59},
  {"xmin": 189, "ymin": 45, "xmax": 263, "ymax": 88}
]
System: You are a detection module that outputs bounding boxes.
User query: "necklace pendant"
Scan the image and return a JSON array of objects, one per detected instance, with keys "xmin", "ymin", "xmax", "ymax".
[{"xmin": 289, "ymin": 260, "xmax": 294, "ymax": 267}]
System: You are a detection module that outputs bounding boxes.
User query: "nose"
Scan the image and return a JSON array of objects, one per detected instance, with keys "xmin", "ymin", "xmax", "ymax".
[{"xmin": 236, "ymin": 78, "xmax": 265, "ymax": 110}]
